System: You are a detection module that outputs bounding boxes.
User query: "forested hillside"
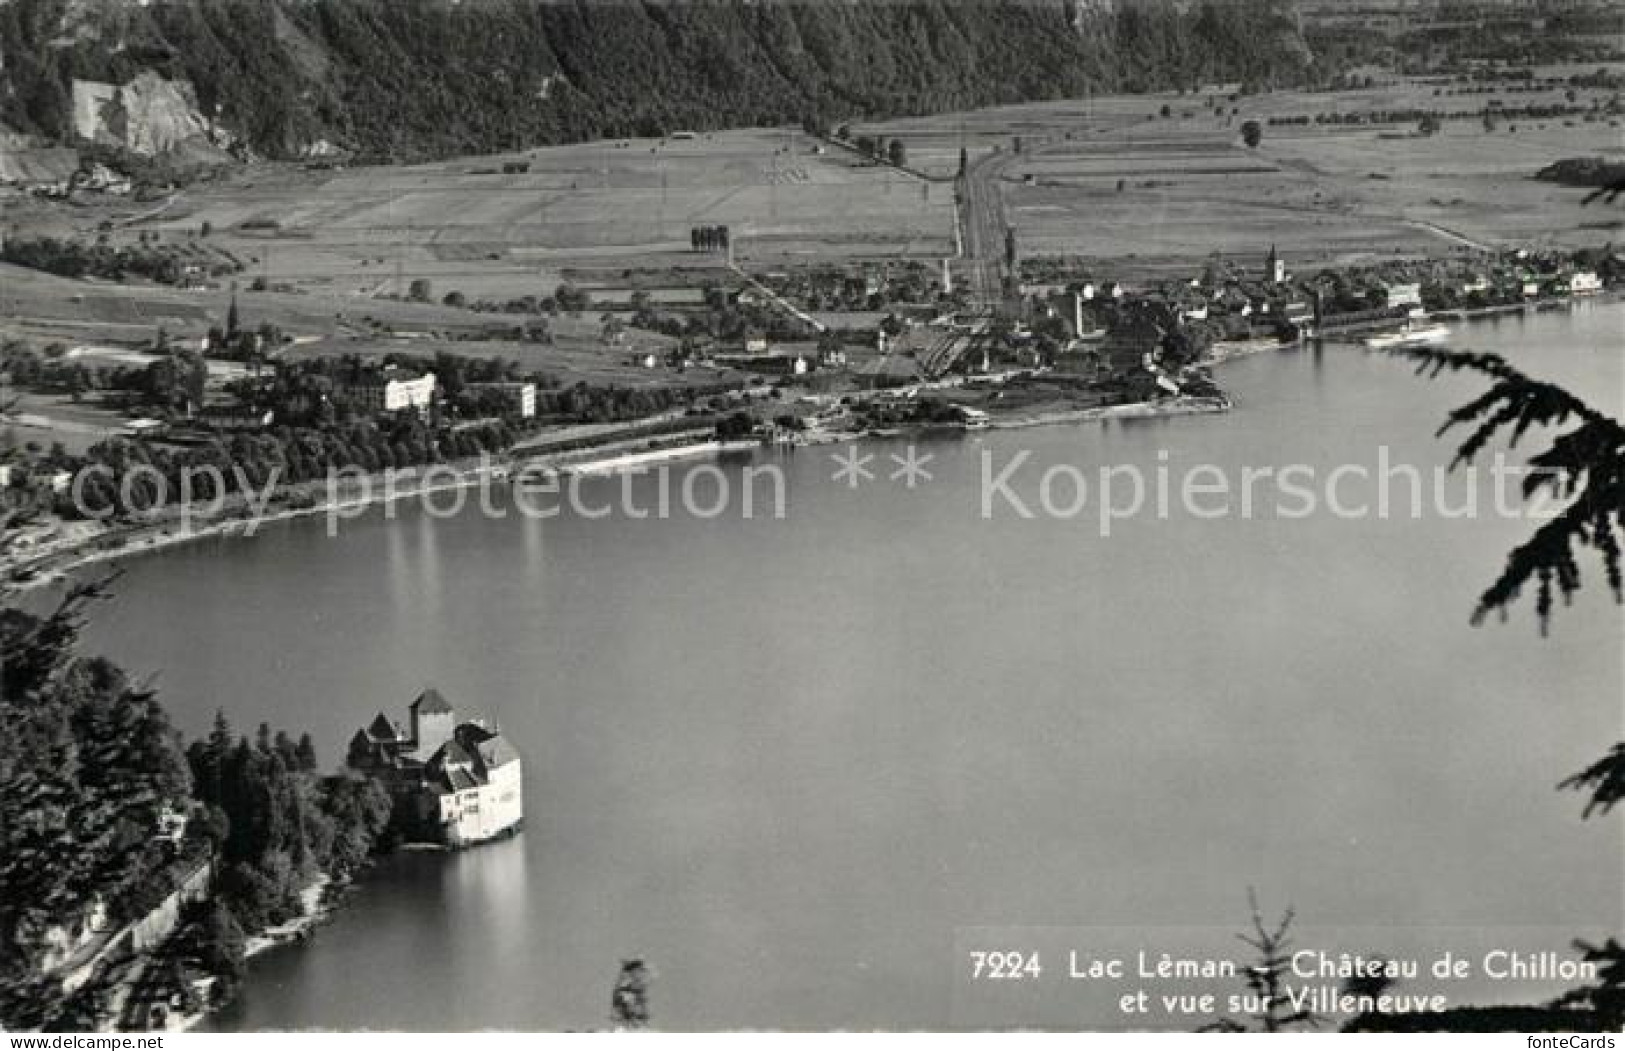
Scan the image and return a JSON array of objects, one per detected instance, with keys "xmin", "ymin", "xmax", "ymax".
[
  {"xmin": 0, "ymin": 580, "xmax": 394, "ymax": 1029},
  {"xmin": 0, "ymin": 0, "xmax": 1315, "ymax": 161}
]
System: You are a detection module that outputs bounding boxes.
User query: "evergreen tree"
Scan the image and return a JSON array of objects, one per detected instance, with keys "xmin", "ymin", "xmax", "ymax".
[
  {"xmin": 0, "ymin": 578, "xmax": 192, "ymax": 1029},
  {"xmin": 295, "ymin": 733, "xmax": 319, "ymax": 773},
  {"xmin": 1204, "ymin": 892, "xmax": 1319, "ymax": 1032}
]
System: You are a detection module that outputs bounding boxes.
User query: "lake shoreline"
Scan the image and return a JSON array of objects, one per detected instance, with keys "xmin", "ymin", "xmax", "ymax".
[
  {"xmin": 1, "ymin": 426, "xmax": 736, "ymax": 591},
  {"xmin": 6, "ymin": 293, "xmax": 1613, "ymax": 591},
  {"xmin": 1, "ymin": 394, "xmax": 1229, "ymax": 589}
]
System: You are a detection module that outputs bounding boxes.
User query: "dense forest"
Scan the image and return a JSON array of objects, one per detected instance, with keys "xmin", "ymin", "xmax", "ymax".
[
  {"xmin": 0, "ymin": 0, "xmax": 1314, "ymax": 160},
  {"xmin": 185, "ymin": 713, "xmax": 394, "ymax": 935},
  {"xmin": 0, "ymin": 580, "xmax": 395, "ymax": 1029},
  {"xmin": 0, "ymin": 584, "xmax": 193, "ymax": 1027}
]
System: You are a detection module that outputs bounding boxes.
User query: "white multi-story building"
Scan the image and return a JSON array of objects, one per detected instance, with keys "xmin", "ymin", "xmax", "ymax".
[
  {"xmin": 468, "ymin": 381, "xmax": 537, "ymax": 418},
  {"xmin": 344, "ymin": 369, "xmax": 437, "ymax": 415}
]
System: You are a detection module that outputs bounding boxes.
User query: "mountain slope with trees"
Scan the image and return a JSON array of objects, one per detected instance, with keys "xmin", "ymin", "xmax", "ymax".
[{"xmin": 0, "ymin": 0, "xmax": 1316, "ymax": 161}]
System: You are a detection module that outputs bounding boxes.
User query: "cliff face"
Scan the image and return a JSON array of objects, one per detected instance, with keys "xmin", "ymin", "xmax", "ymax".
[
  {"xmin": 0, "ymin": 0, "xmax": 1317, "ymax": 161},
  {"xmin": 70, "ymin": 71, "xmax": 231, "ymax": 157}
]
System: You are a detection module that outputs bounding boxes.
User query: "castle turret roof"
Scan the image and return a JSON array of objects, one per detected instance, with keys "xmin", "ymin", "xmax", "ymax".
[
  {"xmin": 368, "ymin": 711, "xmax": 401, "ymax": 741},
  {"xmin": 410, "ymin": 687, "xmax": 453, "ymax": 715}
]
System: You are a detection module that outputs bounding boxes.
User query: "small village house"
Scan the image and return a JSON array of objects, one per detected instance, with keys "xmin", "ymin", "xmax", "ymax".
[
  {"xmin": 1570, "ymin": 271, "xmax": 1603, "ymax": 295},
  {"xmin": 1383, "ymin": 282, "xmax": 1423, "ymax": 310}
]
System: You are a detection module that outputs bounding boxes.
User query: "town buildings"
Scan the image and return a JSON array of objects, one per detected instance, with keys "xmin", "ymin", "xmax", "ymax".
[{"xmin": 1100, "ymin": 315, "xmax": 1163, "ymax": 376}]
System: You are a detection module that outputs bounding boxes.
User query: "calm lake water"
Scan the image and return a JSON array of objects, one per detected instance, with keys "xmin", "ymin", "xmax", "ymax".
[{"xmin": 81, "ymin": 304, "xmax": 1622, "ymax": 1030}]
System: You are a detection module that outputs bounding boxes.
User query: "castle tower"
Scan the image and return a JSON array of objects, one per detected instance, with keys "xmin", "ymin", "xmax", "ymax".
[
  {"xmin": 410, "ymin": 687, "xmax": 456, "ymax": 756},
  {"xmin": 1267, "ymin": 244, "xmax": 1285, "ymax": 285}
]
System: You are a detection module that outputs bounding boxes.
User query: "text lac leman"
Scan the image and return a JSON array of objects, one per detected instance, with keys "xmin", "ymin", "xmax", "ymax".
[{"xmin": 1069, "ymin": 953, "xmax": 1237, "ymax": 979}]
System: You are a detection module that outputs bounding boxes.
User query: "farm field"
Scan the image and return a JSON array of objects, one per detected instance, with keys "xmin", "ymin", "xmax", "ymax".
[
  {"xmin": 118, "ymin": 127, "xmax": 954, "ymax": 304},
  {"xmin": 850, "ymin": 74, "xmax": 1624, "ymax": 278}
]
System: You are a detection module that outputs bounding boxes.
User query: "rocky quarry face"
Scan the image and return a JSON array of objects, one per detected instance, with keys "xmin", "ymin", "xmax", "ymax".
[{"xmin": 70, "ymin": 71, "xmax": 232, "ymax": 157}]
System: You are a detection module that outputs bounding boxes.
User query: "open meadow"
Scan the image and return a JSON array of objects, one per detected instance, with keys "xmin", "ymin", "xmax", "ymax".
[
  {"xmin": 850, "ymin": 72, "xmax": 1624, "ymax": 278},
  {"xmin": 127, "ymin": 127, "xmax": 955, "ymax": 303}
]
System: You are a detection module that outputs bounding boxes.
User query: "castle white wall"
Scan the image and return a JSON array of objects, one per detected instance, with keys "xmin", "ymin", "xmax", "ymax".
[{"xmin": 446, "ymin": 759, "xmax": 523, "ymax": 846}]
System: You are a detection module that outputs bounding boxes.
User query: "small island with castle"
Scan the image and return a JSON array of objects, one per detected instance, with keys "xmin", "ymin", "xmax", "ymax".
[{"xmin": 347, "ymin": 688, "xmax": 524, "ymax": 848}]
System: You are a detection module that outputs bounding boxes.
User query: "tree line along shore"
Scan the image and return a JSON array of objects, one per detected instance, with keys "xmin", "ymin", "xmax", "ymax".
[{"xmin": 3, "ymin": 239, "xmax": 1620, "ymax": 587}]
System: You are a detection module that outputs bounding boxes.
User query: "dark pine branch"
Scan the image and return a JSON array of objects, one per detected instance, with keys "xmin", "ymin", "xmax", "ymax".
[
  {"xmin": 1, "ymin": 571, "xmax": 122, "ymax": 706},
  {"xmin": 1397, "ymin": 347, "xmax": 1625, "ymax": 632},
  {"xmin": 1557, "ymin": 743, "xmax": 1625, "ymax": 818},
  {"xmin": 1396, "ymin": 348, "xmax": 1625, "ymax": 822}
]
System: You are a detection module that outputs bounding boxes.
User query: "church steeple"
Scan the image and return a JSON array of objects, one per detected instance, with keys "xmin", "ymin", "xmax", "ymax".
[{"xmin": 1266, "ymin": 244, "xmax": 1284, "ymax": 285}]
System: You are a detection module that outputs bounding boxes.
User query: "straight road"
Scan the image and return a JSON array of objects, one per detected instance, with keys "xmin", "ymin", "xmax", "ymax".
[{"xmin": 957, "ymin": 150, "xmax": 1013, "ymax": 311}]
